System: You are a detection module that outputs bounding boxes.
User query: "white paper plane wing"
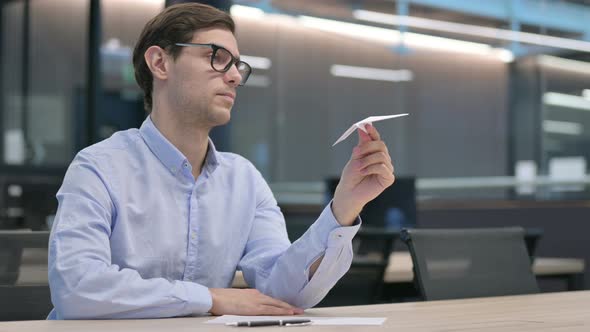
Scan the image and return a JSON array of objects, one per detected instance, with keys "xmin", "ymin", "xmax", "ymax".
[{"xmin": 332, "ymin": 113, "xmax": 408, "ymax": 146}]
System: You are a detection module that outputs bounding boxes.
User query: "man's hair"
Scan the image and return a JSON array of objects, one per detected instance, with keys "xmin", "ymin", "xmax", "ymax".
[{"xmin": 132, "ymin": 3, "xmax": 235, "ymax": 112}]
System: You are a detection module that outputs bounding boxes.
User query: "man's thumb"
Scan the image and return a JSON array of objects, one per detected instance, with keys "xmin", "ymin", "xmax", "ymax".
[{"xmin": 357, "ymin": 127, "xmax": 371, "ymax": 144}]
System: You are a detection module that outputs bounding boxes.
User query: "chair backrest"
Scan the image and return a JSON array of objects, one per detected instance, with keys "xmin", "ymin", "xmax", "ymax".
[
  {"xmin": 0, "ymin": 231, "xmax": 51, "ymax": 320},
  {"xmin": 401, "ymin": 227, "xmax": 539, "ymax": 301},
  {"xmin": 0, "ymin": 285, "xmax": 52, "ymax": 321},
  {"xmin": 317, "ymin": 227, "xmax": 398, "ymax": 307},
  {"xmin": 0, "ymin": 231, "xmax": 50, "ymax": 285},
  {"xmin": 524, "ymin": 228, "xmax": 543, "ymax": 261},
  {"xmin": 0, "ymin": 231, "xmax": 51, "ymax": 249}
]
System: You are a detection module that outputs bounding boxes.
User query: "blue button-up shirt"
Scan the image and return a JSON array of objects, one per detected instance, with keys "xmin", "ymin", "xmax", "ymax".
[{"xmin": 47, "ymin": 116, "xmax": 360, "ymax": 319}]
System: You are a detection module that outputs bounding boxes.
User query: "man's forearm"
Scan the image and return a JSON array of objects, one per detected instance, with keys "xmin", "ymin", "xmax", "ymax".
[{"xmin": 49, "ymin": 260, "xmax": 211, "ymax": 319}]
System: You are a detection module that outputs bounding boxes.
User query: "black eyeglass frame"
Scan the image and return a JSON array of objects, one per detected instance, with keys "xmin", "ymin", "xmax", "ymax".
[{"xmin": 174, "ymin": 42, "xmax": 251, "ymax": 86}]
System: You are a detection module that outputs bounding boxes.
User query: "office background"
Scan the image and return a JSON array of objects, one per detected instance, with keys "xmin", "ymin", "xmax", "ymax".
[
  {"xmin": 1, "ymin": 0, "xmax": 589, "ymax": 308},
  {"xmin": 3, "ymin": 0, "xmax": 590, "ymax": 187}
]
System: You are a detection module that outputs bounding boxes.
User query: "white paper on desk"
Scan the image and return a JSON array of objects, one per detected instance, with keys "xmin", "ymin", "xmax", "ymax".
[
  {"xmin": 332, "ymin": 113, "xmax": 409, "ymax": 146},
  {"xmin": 206, "ymin": 315, "xmax": 386, "ymax": 326}
]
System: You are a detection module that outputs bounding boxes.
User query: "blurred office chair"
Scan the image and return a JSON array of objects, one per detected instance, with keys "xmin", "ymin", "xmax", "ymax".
[
  {"xmin": 0, "ymin": 231, "xmax": 50, "ymax": 284},
  {"xmin": 524, "ymin": 228, "xmax": 543, "ymax": 262},
  {"xmin": 0, "ymin": 231, "xmax": 52, "ymax": 321},
  {"xmin": 0, "ymin": 285, "xmax": 52, "ymax": 321},
  {"xmin": 317, "ymin": 227, "xmax": 397, "ymax": 307},
  {"xmin": 401, "ymin": 227, "xmax": 539, "ymax": 301}
]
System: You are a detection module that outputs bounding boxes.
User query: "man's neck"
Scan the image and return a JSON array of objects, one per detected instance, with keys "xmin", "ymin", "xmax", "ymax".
[{"xmin": 150, "ymin": 110, "xmax": 210, "ymax": 178}]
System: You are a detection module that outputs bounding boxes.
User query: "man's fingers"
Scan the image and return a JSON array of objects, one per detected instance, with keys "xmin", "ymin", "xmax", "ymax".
[
  {"xmin": 356, "ymin": 123, "xmax": 381, "ymax": 144},
  {"xmin": 365, "ymin": 124, "xmax": 381, "ymax": 141},
  {"xmin": 353, "ymin": 141, "xmax": 389, "ymax": 160},
  {"xmin": 357, "ymin": 127, "xmax": 372, "ymax": 145},
  {"xmin": 208, "ymin": 288, "xmax": 304, "ymax": 317},
  {"xmin": 255, "ymin": 292, "xmax": 298, "ymax": 315},
  {"xmin": 259, "ymin": 293, "xmax": 298, "ymax": 312},
  {"xmin": 258, "ymin": 305, "xmax": 296, "ymax": 316},
  {"xmin": 361, "ymin": 163, "xmax": 395, "ymax": 181},
  {"xmin": 357, "ymin": 152, "xmax": 393, "ymax": 173}
]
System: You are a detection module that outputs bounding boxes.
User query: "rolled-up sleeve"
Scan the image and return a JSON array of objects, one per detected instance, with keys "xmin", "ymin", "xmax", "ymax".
[
  {"xmin": 238, "ymin": 168, "xmax": 360, "ymax": 309},
  {"xmin": 48, "ymin": 152, "xmax": 212, "ymax": 319}
]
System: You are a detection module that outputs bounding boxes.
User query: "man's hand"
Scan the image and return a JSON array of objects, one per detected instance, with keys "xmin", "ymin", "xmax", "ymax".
[
  {"xmin": 332, "ymin": 124, "xmax": 395, "ymax": 226},
  {"xmin": 208, "ymin": 288, "xmax": 304, "ymax": 316}
]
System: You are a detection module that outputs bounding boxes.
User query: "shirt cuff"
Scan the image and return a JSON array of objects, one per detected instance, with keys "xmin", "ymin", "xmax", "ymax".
[
  {"xmin": 176, "ymin": 281, "xmax": 213, "ymax": 315},
  {"xmin": 312, "ymin": 200, "xmax": 361, "ymax": 247}
]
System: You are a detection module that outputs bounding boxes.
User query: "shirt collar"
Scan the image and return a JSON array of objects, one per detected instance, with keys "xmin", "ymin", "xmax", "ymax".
[{"xmin": 139, "ymin": 116, "xmax": 220, "ymax": 176}]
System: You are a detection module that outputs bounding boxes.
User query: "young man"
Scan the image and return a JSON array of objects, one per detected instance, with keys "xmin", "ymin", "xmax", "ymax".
[{"xmin": 47, "ymin": 3, "xmax": 395, "ymax": 319}]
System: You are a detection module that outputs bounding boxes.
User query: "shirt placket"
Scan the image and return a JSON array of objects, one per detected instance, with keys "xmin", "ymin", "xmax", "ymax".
[{"xmin": 183, "ymin": 166, "xmax": 207, "ymax": 282}]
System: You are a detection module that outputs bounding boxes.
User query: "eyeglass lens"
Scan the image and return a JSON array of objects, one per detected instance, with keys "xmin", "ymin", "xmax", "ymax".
[{"xmin": 212, "ymin": 47, "xmax": 251, "ymax": 85}]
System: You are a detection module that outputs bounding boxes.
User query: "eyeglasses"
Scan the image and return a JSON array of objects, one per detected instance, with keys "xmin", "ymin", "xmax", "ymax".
[{"xmin": 175, "ymin": 43, "xmax": 251, "ymax": 86}]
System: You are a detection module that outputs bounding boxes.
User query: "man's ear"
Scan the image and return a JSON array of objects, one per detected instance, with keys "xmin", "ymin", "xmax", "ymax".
[{"xmin": 144, "ymin": 45, "xmax": 170, "ymax": 80}]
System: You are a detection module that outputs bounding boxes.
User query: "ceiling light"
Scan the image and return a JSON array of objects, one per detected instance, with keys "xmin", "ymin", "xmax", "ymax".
[
  {"xmin": 330, "ymin": 65, "xmax": 413, "ymax": 82},
  {"xmin": 538, "ymin": 56, "xmax": 590, "ymax": 75},
  {"xmin": 543, "ymin": 120, "xmax": 582, "ymax": 135},
  {"xmin": 245, "ymin": 74, "xmax": 271, "ymax": 88},
  {"xmin": 354, "ymin": 9, "xmax": 590, "ymax": 53},
  {"xmin": 298, "ymin": 16, "xmax": 512, "ymax": 62},
  {"xmin": 402, "ymin": 32, "xmax": 513, "ymax": 61},
  {"xmin": 240, "ymin": 55, "xmax": 272, "ymax": 70},
  {"xmin": 298, "ymin": 16, "xmax": 400, "ymax": 44},
  {"xmin": 543, "ymin": 92, "xmax": 590, "ymax": 111},
  {"xmin": 228, "ymin": 6, "xmax": 512, "ymax": 62}
]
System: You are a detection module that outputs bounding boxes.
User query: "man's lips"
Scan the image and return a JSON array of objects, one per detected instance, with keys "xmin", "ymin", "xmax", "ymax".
[{"xmin": 217, "ymin": 92, "xmax": 236, "ymax": 102}]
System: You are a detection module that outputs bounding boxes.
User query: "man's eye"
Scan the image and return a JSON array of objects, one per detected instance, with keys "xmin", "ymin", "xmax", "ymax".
[{"xmin": 213, "ymin": 53, "xmax": 226, "ymax": 63}]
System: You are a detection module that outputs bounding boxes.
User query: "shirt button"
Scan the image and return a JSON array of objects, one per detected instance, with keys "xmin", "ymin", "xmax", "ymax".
[
  {"xmin": 170, "ymin": 167, "xmax": 177, "ymax": 173},
  {"xmin": 183, "ymin": 162, "xmax": 189, "ymax": 168},
  {"xmin": 191, "ymin": 232, "xmax": 197, "ymax": 239}
]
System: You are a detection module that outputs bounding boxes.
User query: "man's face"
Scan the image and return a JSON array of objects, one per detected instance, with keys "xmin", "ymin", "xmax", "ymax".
[{"xmin": 167, "ymin": 27, "xmax": 242, "ymax": 128}]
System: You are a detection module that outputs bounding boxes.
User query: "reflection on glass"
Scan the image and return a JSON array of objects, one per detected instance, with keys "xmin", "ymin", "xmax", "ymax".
[{"xmin": 97, "ymin": 0, "xmax": 163, "ymax": 142}]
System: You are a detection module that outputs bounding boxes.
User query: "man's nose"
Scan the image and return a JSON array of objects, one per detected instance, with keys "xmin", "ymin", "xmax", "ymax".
[{"xmin": 224, "ymin": 63, "xmax": 242, "ymax": 87}]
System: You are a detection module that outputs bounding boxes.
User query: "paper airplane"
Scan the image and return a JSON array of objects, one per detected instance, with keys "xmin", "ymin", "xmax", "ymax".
[{"xmin": 332, "ymin": 114, "xmax": 409, "ymax": 146}]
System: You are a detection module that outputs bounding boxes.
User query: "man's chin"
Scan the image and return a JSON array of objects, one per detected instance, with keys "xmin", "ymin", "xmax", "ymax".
[{"xmin": 209, "ymin": 107, "xmax": 232, "ymax": 126}]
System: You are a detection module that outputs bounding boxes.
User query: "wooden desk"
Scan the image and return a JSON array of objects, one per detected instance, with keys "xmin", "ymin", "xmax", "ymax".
[{"xmin": 0, "ymin": 291, "xmax": 588, "ymax": 331}]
